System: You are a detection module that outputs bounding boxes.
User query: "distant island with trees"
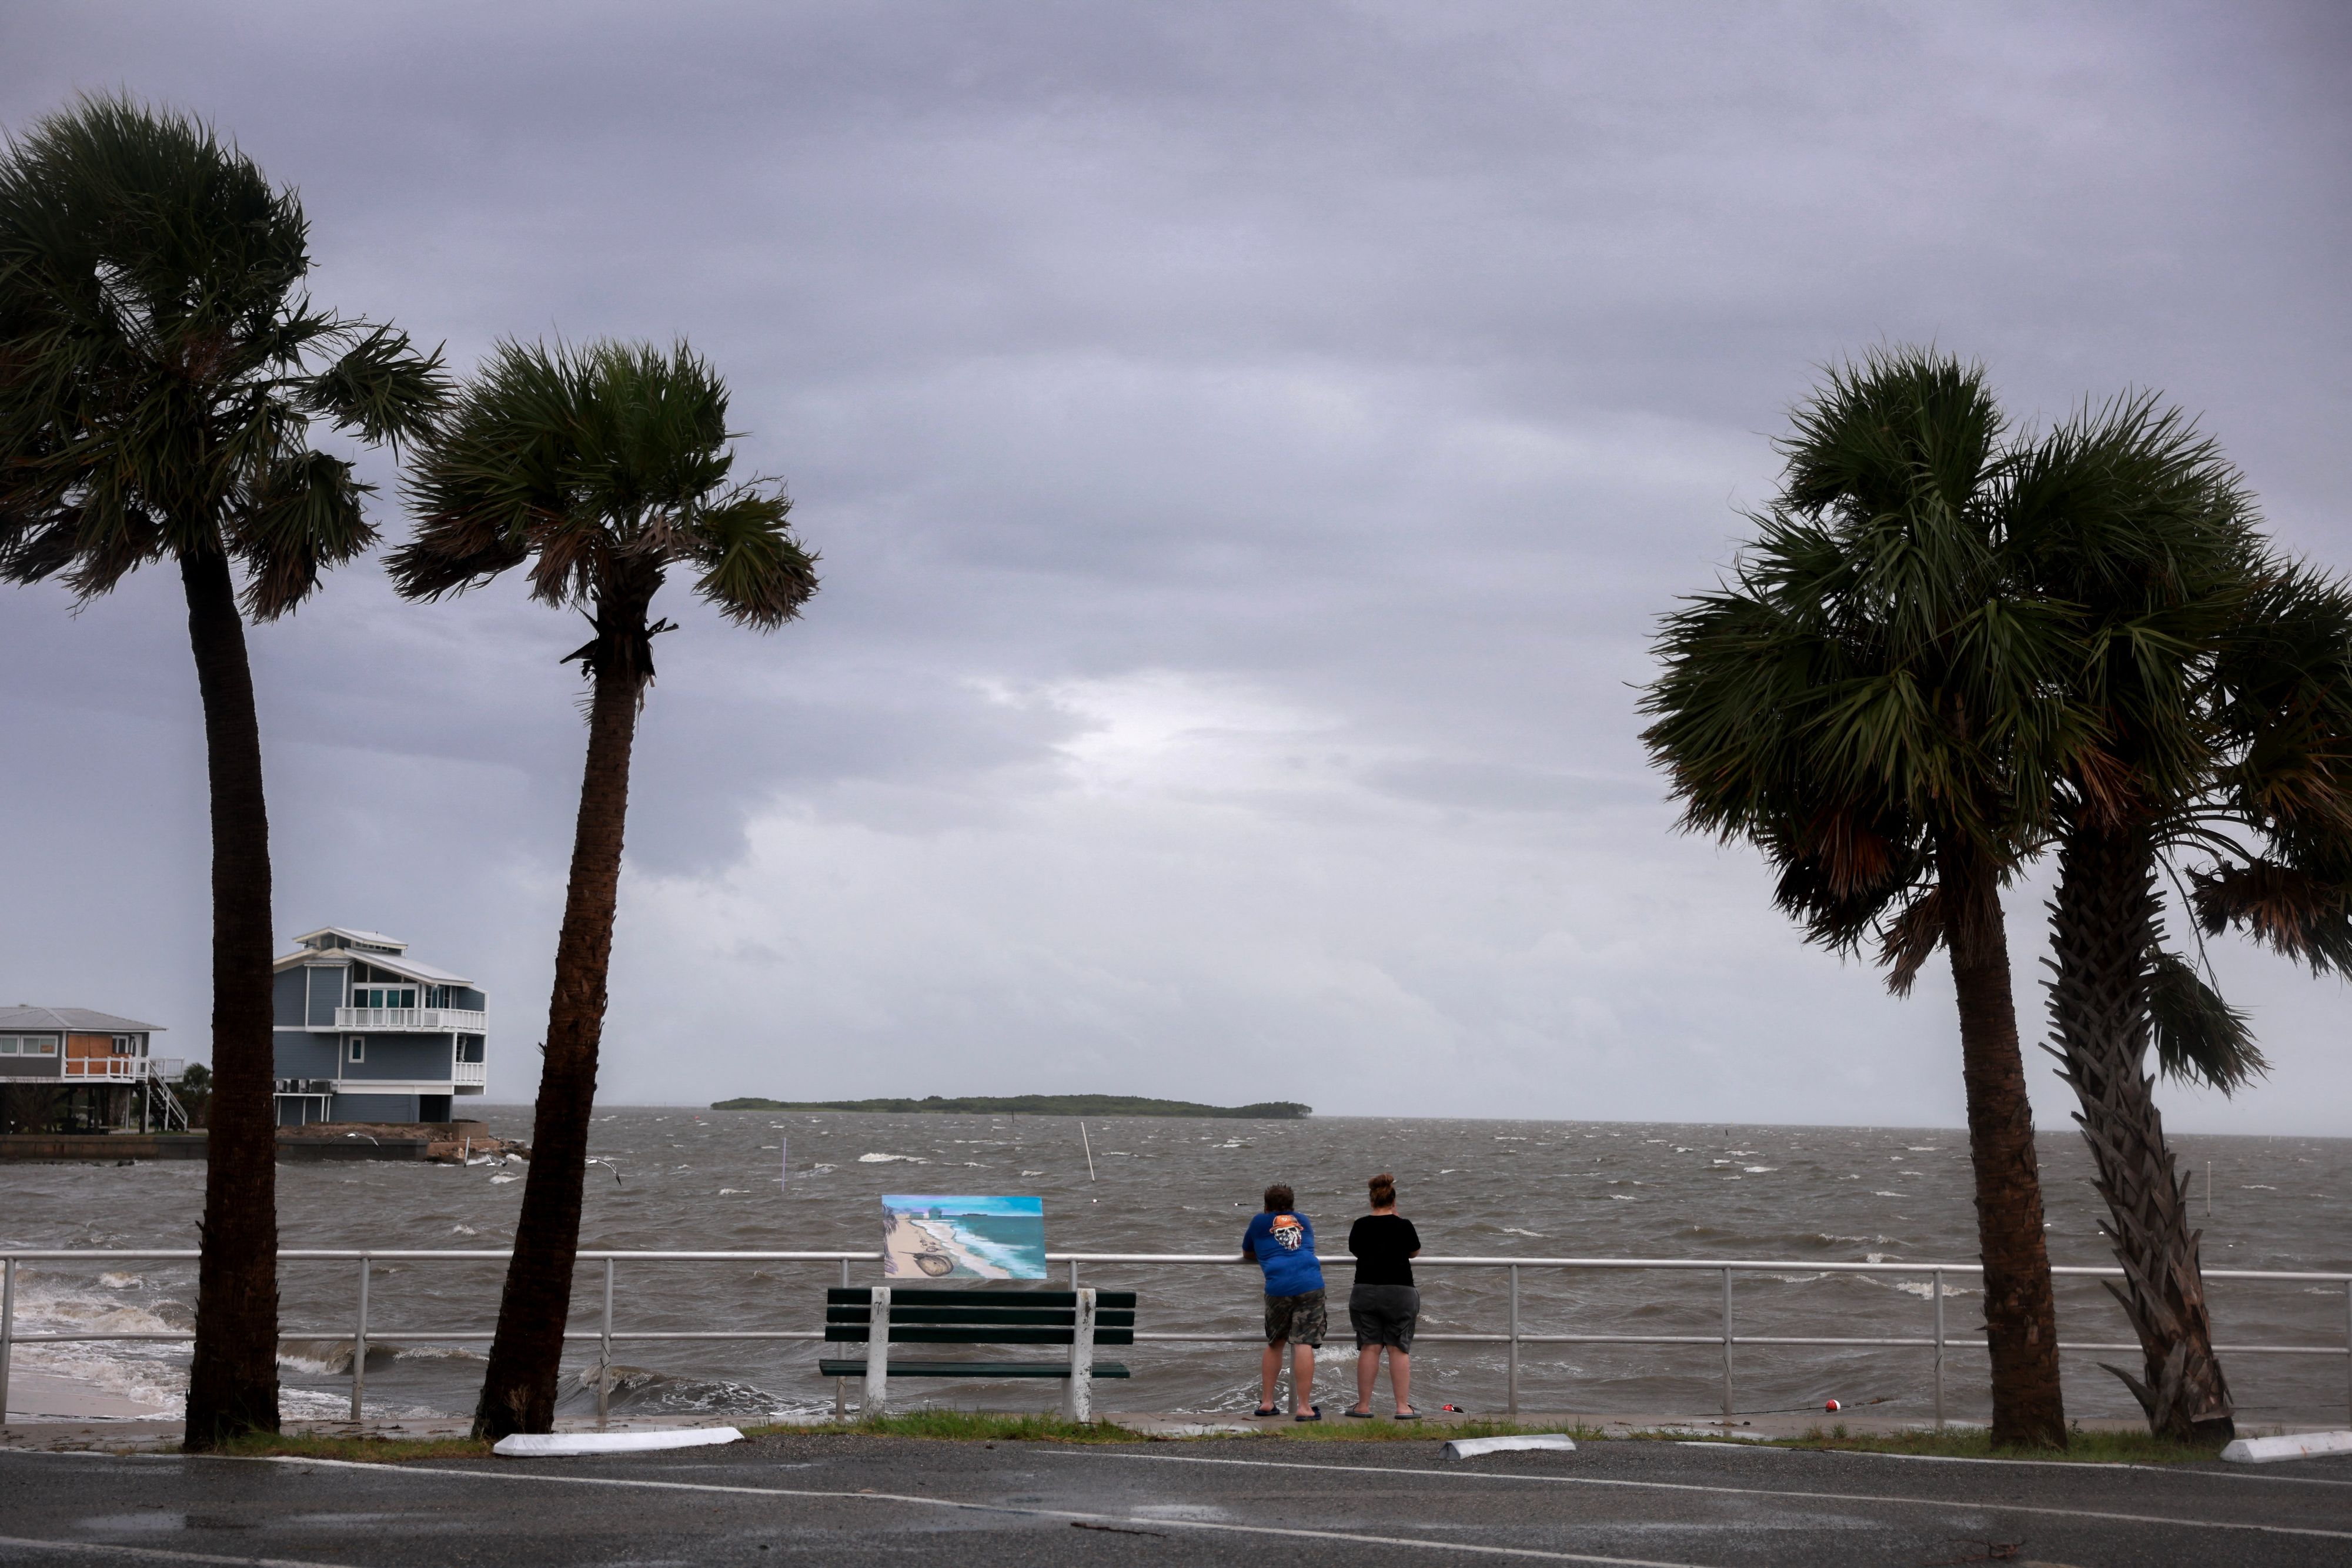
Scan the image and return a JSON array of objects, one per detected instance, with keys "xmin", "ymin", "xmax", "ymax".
[{"xmin": 709, "ymin": 1093, "xmax": 1312, "ymax": 1119}]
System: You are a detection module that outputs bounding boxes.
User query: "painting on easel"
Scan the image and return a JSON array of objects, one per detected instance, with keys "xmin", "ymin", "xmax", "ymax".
[{"xmin": 881, "ymin": 1195, "xmax": 1048, "ymax": 1279}]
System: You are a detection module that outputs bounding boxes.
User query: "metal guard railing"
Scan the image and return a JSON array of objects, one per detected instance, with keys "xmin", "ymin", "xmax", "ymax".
[{"xmin": 2, "ymin": 1249, "xmax": 2346, "ymax": 1429}]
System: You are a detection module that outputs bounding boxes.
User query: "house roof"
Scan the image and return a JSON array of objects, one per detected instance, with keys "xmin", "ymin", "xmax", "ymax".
[
  {"xmin": 0, "ymin": 1005, "xmax": 163, "ymax": 1034},
  {"xmin": 292, "ymin": 927, "xmax": 407, "ymax": 952},
  {"xmin": 274, "ymin": 948, "xmax": 476, "ymax": 987}
]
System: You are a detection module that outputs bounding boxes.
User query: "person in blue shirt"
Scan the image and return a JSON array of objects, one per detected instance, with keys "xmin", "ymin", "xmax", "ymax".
[{"xmin": 1237, "ymin": 1182, "xmax": 1327, "ymax": 1420}]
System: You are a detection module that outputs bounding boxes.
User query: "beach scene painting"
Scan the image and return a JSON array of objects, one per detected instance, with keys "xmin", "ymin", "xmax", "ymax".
[{"xmin": 882, "ymin": 1195, "xmax": 1048, "ymax": 1280}]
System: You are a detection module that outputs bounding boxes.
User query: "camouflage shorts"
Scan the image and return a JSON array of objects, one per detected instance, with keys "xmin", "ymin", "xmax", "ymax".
[{"xmin": 1263, "ymin": 1288, "xmax": 1328, "ymax": 1348}]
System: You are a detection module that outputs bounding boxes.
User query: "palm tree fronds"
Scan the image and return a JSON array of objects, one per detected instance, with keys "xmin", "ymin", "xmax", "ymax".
[
  {"xmin": 2189, "ymin": 858, "xmax": 2352, "ymax": 975},
  {"xmin": 395, "ymin": 335, "xmax": 814, "ymax": 637},
  {"xmin": 1879, "ymin": 887, "xmax": 1947, "ymax": 996},
  {"xmin": 2146, "ymin": 949, "xmax": 2267, "ymax": 1094},
  {"xmin": 302, "ymin": 325, "xmax": 450, "ymax": 449},
  {"xmin": 0, "ymin": 91, "xmax": 436, "ymax": 617},
  {"xmin": 237, "ymin": 450, "xmax": 375, "ymax": 619},
  {"xmin": 690, "ymin": 490, "xmax": 818, "ymax": 628}
]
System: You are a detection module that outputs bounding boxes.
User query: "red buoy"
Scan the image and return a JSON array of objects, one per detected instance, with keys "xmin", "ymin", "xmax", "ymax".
[{"xmin": 1823, "ymin": 1399, "xmax": 1841, "ymax": 1412}]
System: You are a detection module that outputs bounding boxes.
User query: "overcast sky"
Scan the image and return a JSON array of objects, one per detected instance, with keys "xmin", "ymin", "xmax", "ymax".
[{"xmin": 4, "ymin": 2, "xmax": 2348, "ymax": 1130}]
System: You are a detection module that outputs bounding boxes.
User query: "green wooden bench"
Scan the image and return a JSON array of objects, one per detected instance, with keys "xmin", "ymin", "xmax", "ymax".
[{"xmin": 820, "ymin": 1286, "xmax": 1135, "ymax": 1420}]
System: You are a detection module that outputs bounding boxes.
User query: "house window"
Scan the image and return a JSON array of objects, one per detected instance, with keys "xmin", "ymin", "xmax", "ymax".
[
  {"xmin": 1, "ymin": 1035, "xmax": 61, "ymax": 1056},
  {"xmin": 112, "ymin": 1035, "xmax": 135, "ymax": 1055},
  {"xmin": 0, "ymin": 1035, "xmax": 16, "ymax": 1055},
  {"xmin": 348, "ymin": 1037, "xmax": 366, "ymax": 1063},
  {"xmin": 456, "ymin": 1036, "xmax": 484, "ymax": 1063}
]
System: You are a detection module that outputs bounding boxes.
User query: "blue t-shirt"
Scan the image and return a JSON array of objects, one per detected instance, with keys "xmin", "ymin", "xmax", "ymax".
[{"xmin": 1242, "ymin": 1210, "xmax": 1324, "ymax": 1298}]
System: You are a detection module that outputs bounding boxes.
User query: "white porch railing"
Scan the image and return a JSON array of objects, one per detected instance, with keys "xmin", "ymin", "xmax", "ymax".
[
  {"xmin": 2, "ymin": 1248, "xmax": 2347, "ymax": 1431},
  {"xmin": 59, "ymin": 1056, "xmax": 183, "ymax": 1081},
  {"xmin": 452, "ymin": 1061, "xmax": 487, "ymax": 1086},
  {"xmin": 333, "ymin": 1008, "xmax": 486, "ymax": 1033}
]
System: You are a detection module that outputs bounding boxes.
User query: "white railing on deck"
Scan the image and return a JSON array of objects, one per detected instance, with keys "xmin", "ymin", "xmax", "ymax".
[
  {"xmin": 2, "ymin": 1248, "xmax": 2347, "ymax": 1431},
  {"xmin": 452, "ymin": 1061, "xmax": 487, "ymax": 1086},
  {"xmin": 333, "ymin": 1008, "xmax": 486, "ymax": 1033},
  {"xmin": 59, "ymin": 1057, "xmax": 182, "ymax": 1081}
]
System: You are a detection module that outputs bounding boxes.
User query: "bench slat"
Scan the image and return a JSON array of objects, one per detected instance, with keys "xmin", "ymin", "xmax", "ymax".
[
  {"xmin": 825, "ymin": 1308, "xmax": 1135, "ymax": 1329},
  {"xmin": 817, "ymin": 1359, "xmax": 1131, "ymax": 1379},
  {"xmin": 824, "ymin": 1326, "xmax": 1135, "ymax": 1345}
]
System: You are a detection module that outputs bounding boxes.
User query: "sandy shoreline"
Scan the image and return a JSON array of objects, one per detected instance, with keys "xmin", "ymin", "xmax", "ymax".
[{"xmin": 5, "ymin": 1367, "xmax": 181, "ymax": 1423}]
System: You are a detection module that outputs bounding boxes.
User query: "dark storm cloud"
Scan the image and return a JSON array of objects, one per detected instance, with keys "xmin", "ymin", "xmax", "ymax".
[{"xmin": 2, "ymin": 2, "xmax": 2347, "ymax": 1126}]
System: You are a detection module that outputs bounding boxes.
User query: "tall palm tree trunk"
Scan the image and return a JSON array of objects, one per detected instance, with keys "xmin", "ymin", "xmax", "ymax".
[
  {"xmin": 2047, "ymin": 824, "xmax": 2233, "ymax": 1442},
  {"xmin": 179, "ymin": 547, "xmax": 281, "ymax": 1450},
  {"xmin": 1940, "ymin": 840, "xmax": 2068, "ymax": 1449},
  {"xmin": 473, "ymin": 593, "xmax": 649, "ymax": 1440}
]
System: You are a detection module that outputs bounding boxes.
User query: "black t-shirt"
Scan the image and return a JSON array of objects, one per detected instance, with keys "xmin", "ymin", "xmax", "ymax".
[{"xmin": 1348, "ymin": 1213, "xmax": 1421, "ymax": 1288}]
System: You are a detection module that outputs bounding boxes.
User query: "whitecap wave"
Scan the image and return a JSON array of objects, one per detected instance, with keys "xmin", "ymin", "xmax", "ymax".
[{"xmin": 556, "ymin": 1364, "xmax": 783, "ymax": 1418}]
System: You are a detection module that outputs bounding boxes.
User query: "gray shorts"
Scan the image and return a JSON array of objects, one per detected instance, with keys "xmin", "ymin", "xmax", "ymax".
[
  {"xmin": 1264, "ymin": 1288, "xmax": 1327, "ymax": 1348},
  {"xmin": 1349, "ymin": 1283, "xmax": 1419, "ymax": 1350}
]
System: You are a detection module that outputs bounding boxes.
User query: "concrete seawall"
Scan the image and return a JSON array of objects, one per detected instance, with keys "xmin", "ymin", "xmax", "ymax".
[
  {"xmin": 0, "ymin": 1124, "xmax": 522, "ymax": 1163},
  {"xmin": 0, "ymin": 1133, "xmax": 209, "ymax": 1161}
]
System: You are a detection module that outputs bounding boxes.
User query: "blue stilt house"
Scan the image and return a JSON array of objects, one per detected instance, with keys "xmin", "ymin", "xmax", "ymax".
[{"xmin": 272, "ymin": 927, "xmax": 488, "ymax": 1125}]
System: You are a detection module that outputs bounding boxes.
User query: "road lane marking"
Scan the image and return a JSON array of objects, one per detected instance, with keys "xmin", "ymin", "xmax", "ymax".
[
  {"xmin": 1672, "ymin": 1441, "xmax": 2352, "ymax": 1487},
  {"xmin": 1051, "ymin": 1449, "xmax": 2352, "ymax": 1541},
  {"xmin": 0, "ymin": 1537, "xmax": 350, "ymax": 1568},
  {"xmin": 214, "ymin": 1455, "xmax": 1705, "ymax": 1567}
]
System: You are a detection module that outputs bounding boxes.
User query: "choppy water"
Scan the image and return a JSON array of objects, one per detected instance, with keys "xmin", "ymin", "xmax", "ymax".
[{"xmin": 6, "ymin": 1109, "xmax": 2347, "ymax": 1426}]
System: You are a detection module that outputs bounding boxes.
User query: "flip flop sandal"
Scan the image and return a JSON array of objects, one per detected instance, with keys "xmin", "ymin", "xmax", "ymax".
[
  {"xmin": 1344, "ymin": 1409, "xmax": 1377, "ymax": 1419},
  {"xmin": 1251, "ymin": 1407, "xmax": 1281, "ymax": 1418},
  {"xmin": 1294, "ymin": 1405, "xmax": 1324, "ymax": 1423},
  {"xmin": 1394, "ymin": 1408, "xmax": 1424, "ymax": 1420}
]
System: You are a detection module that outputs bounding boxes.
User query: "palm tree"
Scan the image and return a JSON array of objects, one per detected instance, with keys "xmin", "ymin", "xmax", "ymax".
[
  {"xmin": 0, "ymin": 95, "xmax": 445, "ymax": 1449},
  {"xmin": 1642, "ymin": 348, "xmax": 2079, "ymax": 1447},
  {"xmin": 2013, "ymin": 387, "xmax": 2352, "ymax": 1440},
  {"xmin": 389, "ymin": 338, "xmax": 817, "ymax": 1438}
]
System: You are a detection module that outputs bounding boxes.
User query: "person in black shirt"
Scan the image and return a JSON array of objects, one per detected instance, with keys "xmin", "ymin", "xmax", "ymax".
[{"xmin": 1344, "ymin": 1171, "xmax": 1422, "ymax": 1419}]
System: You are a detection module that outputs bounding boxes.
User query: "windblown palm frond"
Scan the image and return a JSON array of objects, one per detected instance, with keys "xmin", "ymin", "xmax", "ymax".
[
  {"xmin": 0, "ymin": 93, "xmax": 446, "ymax": 619},
  {"xmin": 2146, "ymin": 950, "xmax": 2267, "ymax": 1093},
  {"xmin": 390, "ymin": 337, "xmax": 816, "ymax": 637},
  {"xmin": 2189, "ymin": 858, "xmax": 2352, "ymax": 975}
]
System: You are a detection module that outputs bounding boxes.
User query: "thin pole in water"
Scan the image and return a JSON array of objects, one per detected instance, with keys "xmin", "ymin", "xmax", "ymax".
[
  {"xmin": 1080, "ymin": 1121, "xmax": 1096, "ymax": 1182},
  {"xmin": 2207, "ymin": 1161, "xmax": 2213, "ymax": 1219}
]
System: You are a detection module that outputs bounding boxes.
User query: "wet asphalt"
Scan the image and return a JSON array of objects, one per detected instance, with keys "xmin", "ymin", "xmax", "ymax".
[{"xmin": 5, "ymin": 1433, "xmax": 2352, "ymax": 1567}]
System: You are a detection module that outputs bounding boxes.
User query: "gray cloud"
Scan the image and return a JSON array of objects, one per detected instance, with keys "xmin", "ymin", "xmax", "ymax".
[{"xmin": 3, "ymin": 2, "xmax": 2347, "ymax": 1129}]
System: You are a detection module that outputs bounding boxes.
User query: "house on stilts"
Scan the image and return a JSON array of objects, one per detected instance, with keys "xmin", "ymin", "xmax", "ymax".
[{"xmin": 272, "ymin": 927, "xmax": 489, "ymax": 1125}]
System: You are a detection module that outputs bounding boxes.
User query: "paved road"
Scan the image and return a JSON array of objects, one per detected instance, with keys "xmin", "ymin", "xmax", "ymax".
[{"xmin": 6, "ymin": 1434, "xmax": 2352, "ymax": 1566}]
